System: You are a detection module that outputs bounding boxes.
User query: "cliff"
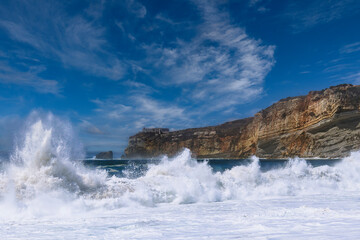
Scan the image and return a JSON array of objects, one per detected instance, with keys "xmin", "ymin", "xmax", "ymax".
[{"xmin": 124, "ymin": 84, "xmax": 360, "ymax": 159}]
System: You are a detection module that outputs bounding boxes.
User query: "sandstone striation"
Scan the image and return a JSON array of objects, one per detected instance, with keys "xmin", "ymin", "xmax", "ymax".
[{"xmin": 124, "ymin": 84, "xmax": 360, "ymax": 159}]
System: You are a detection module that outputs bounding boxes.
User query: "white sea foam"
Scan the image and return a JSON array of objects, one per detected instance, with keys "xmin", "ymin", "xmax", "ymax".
[
  {"xmin": 1, "ymin": 113, "xmax": 360, "ymax": 239},
  {"xmin": 1, "ymin": 114, "xmax": 360, "ymax": 209}
]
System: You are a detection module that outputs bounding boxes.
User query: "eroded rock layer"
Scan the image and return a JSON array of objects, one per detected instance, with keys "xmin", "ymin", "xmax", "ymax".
[{"xmin": 124, "ymin": 84, "xmax": 360, "ymax": 158}]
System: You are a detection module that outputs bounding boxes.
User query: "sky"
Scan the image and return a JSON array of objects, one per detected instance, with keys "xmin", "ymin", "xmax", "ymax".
[{"xmin": 0, "ymin": 0, "xmax": 360, "ymax": 155}]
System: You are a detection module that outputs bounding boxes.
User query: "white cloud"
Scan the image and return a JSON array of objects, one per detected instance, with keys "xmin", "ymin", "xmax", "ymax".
[
  {"xmin": 341, "ymin": 42, "xmax": 360, "ymax": 54},
  {"xmin": 92, "ymin": 94, "xmax": 187, "ymax": 128},
  {"xmin": 85, "ymin": 0, "xmax": 106, "ymax": 20},
  {"xmin": 0, "ymin": 21, "xmax": 44, "ymax": 50},
  {"xmin": 143, "ymin": 0, "xmax": 275, "ymax": 110},
  {"xmin": 0, "ymin": 61, "xmax": 60, "ymax": 94},
  {"xmin": 287, "ymin": 0, "xmax": 360, "ymax": 32},
  {"xmin": 79, "ymin": 120, "xmax": 104, "ymax": 135},
  {"xmin": 82, "ymin": 94, "xmax": 190, "ymax": 152},
  {"xmin": 126, "ymin": 0, "xmax": 147, "ymax": 18},
  {"xmin": 134, "ymin": 95, "xmax": 185, "ymax": 123},
  {"xmin": 257, "ymin": 6, "xmax": 269, "ymax": 13},
  {"xmin": 249, "ymin": 0, "xmax": 263, "ymax": 7},
  {"xmin": 340, "ymin": 72, "xmax": 360, "ymax": 84},
  {"xmin": 0, "ymin": 0, "xmax": 125, "ymax": 81},
  {"xmin": 0, "ymin": 0, "xmax": 278, "ymax": 152}
]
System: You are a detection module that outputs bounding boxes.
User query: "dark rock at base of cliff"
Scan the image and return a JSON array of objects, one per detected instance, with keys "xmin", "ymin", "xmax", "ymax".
[{"xmin": 95, "ymin": 151, "xmax": 113, "ymax": 159}]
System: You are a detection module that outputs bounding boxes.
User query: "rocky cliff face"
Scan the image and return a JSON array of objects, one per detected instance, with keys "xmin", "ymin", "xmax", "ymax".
[{"xmin": 124, "ymin": 84, "xmax": 360, "ymax": 158}]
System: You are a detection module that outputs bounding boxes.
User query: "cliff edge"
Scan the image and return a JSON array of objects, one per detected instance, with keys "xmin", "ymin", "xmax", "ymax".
[{"xmin": 124, "ymin": 84, "xmax": 360, "ymax": 158}]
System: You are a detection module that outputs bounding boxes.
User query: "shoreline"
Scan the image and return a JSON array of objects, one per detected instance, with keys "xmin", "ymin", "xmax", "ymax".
[{"xmin": 83, "ymin": 157, "xmax": 342, "ymax": 161}]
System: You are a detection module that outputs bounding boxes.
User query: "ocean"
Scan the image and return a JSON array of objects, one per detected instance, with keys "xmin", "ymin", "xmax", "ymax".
[{"xmin": 1, "ymin": 115, "xmax": 360, "ymax": 239}]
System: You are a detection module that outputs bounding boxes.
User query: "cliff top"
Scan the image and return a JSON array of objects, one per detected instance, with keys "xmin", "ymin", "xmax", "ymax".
[
  {"xmin": 125, "ymin": 83, "xmax": 360, "ymax": 159},
  {"xmin": 132, "ymin": 83, "xmax": 360, "ymax": 138}
]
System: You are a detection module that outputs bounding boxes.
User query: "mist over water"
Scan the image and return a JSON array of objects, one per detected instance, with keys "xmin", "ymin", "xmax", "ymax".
[{"xmin": 1, "ymin": 113, "xmax": 360, "ymax": 239}]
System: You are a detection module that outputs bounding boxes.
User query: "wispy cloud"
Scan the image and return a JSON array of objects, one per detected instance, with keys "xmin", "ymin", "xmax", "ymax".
[
  {"xmin": 340, "ymin": 72, "xmax": 360, "ymax": 84},
  {"xmin": 0, "ymin": 0, "xmax": 277, "ymax": 152},
  {"xmin": 134, "ymin": 95, "xmax": 186, "ymax": 123},
  {"xmin": 340, "ymin": 42, "xmax": 360, "ymax": 54},
  {"xmin": 286, "ymin": 0, "xmax": 360, "ymax": 32},
  {"xmin": 92, "ymin": 94, "xmax": 188, "ymax": 129},
  {"xmin": 79, "ymin": 120, "xmax": 104, "ymax": 135},
  {"xmin": 76, "ymin": 0, "xmax": 276, "ymax": 151},
  {"xmin": 0, "ymin": 61, "xmax": 60, "ymax": 94},
  {"xmin": 126, "ymin": 0, "xmax": 147, "ymax": 18},
  {"xmin": 248, "ymin": 0, "xmax": 269, "ymax": 12},
  {"xmin": 0, "ymin": 0, "xmax": 125, "ymax": 81},
  {"xmin": 83, "ymin": 93, "xmax": 190, "ymax": 151},
  {"xmin": 317, "ymin": 40, "xmax": 360, "ymax": 86},
  {"xmin": 249, "ymin": 0, "xmax": 263, "ymax": 7},
  {"xmin": 142, "ymin": 0, "xmax": 275, "ymax": 110}
]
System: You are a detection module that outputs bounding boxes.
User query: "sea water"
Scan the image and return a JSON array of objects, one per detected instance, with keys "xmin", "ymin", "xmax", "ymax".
[{"xmin": 1, "ymin": 113, "xmax": 360, "ymax": 239}]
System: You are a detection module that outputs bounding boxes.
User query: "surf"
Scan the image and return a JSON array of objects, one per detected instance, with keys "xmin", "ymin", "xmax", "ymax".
[{"xmin": 0, "ymin": 112, "xmax": 360, "ymax": 218}]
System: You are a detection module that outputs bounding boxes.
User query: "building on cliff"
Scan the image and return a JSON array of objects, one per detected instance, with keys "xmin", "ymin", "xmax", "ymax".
[
  {"xmin": 124, "ymin": 84, "xmax": 360, "ymax": 159},
  {"xmin": 142, "ymin": 128, "xmax": 169, "ymax": 134}
]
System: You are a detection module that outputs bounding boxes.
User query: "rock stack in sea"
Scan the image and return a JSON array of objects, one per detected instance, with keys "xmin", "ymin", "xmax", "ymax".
[{"xmin": 95, "ymin": 151, "xmax": 113, "ymax": 159}]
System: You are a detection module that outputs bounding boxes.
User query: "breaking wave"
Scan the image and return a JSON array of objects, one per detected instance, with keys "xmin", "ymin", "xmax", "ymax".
[{"xmin": 1, "ymin": 112, "xmax": 360, "ymax": 217}]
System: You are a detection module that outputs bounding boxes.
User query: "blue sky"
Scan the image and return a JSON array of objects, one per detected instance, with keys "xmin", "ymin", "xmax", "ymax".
[{"xmin": 0, "ymin": 0, "xmax": 360, "ymax": 154}]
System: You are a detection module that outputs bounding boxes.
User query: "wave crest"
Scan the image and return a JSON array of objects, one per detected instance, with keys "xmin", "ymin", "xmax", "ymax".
[{"xmin": 1, "ymin": 112, "xmax": 360, "ymax": 217}]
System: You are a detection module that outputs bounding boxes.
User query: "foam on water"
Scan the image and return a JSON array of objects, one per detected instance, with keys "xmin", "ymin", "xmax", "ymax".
[
  {"xmin": 2, "ymin": 113, "xmax": 360, "ymax": 238},
  {"xmin": 0, "ymin": 113, "xmax": 360, "ymax": 217}
]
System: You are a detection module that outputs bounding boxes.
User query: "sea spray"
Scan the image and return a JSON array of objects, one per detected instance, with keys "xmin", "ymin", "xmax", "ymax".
[
  {"xmin": 0, "ymin": 113, "xmax": 110, "ymax": 217},
  {"xmin": 139, "ymin": 148, "xmax": 223, "ymax": 204},
  {"xmin": 1, "ymin": 112, "xmax": 360, "ymax": 218}
]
